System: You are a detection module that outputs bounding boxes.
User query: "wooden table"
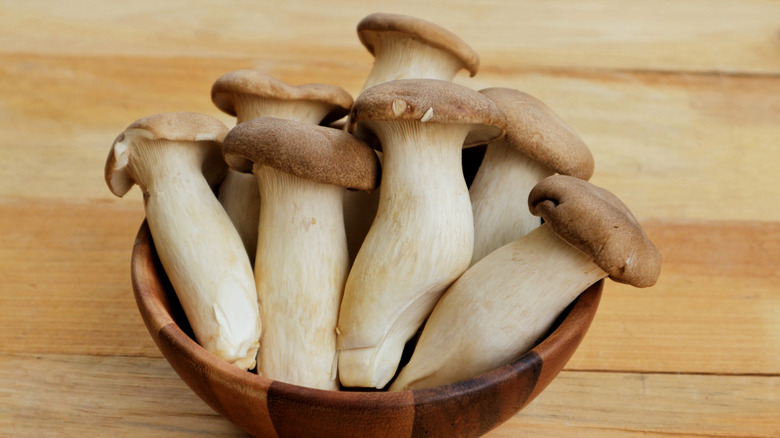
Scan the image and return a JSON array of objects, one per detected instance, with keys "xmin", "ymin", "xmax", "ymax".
[{"xmin": 2, "ymin": 1, "xmax": 778, "ymax": 436}]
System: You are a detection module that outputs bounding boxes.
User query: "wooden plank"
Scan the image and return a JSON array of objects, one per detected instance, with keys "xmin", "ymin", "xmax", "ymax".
[
  {"xmin": 2, "ymin": 53, "xmax": 779, "ymax": 222},
  {"xmin": 0, "ymin": 200, "xmax": 155, "ymax": 357},
  {"xmin": 489, "ymin": 425, "xmax": 705, "ymax": 438},
  {"xmin": 1, "ymin": 200, "xmax": 778, "ymax": 377},
  {"xmin": 0, "ymin": 353, "xmax": 245, "ymax": 437},
  {"xmin": 1, "ymin": 0, "xmax": 779, "ymax": 74},
  {"xmin": 2, "ymin": 354, "xmax": 777, "ymax": 437},
  {"xmin": 0, "ymin": 54, "xmax": 247, "ymax": 203},
  {"xmin": 504, "ymin": 371, "xmax": 780, "ymax": 437},
  {"xmin": 568, "ymin": 219, "xmax": 780, "ymax": 375}
]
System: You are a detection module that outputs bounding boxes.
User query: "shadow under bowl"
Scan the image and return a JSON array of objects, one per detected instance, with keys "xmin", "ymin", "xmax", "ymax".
[{"xmin": 130, "ymin": 221, "xmax": 602, "ymax": 438}]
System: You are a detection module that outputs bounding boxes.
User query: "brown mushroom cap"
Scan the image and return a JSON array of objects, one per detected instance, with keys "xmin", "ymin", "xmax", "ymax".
[
  {"xmin": 123, "ymin": 111, "xmax": 229, "ymax": 143},
  {"xmin": 222, "ymin": 117, "xmax": 380, "ymax": 192},
  {"xmin": 528, "ymin": 175, "xmax": 662, "ymax": 287},
  {"xmin": 347, "ymin": 79, "xmax": 506, "ymax": 149},
  {"xmin": 480, "ymin": 88, "xmax": 594, "ymax": 180},
  {"xmin": 357, "ymin": 12, "xmax": 480, "ymax": 77},
  {"xmin": 104, "ymin": 112, "xmax": 229, "ymax": 197},
  {"xmin": 211, "ymin": 70, "xmax": 354, "ymax": 125}
]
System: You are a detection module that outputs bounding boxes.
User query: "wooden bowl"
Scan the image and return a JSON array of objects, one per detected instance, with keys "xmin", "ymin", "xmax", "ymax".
[{"xmin": 131, "ymin": 221, "xmax": 602, "ymax": 438}]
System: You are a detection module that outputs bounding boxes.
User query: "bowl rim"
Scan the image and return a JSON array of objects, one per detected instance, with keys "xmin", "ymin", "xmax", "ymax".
[{"xmin": 130, "ymin": 219, "xmax": 602, "ymax": 430}]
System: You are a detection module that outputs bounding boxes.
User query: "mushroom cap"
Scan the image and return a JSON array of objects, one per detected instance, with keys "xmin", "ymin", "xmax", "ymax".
[
  {"xmin": 347, "ymin": 79, "xmax": 506, "ymax": 149},
  {"xmin": 528, "ymin": 175, "xmax": 662, "ymax": 287},
  {"xmin": 104, "ymin": 112, "xmax": 229, "ymax": 197},
  {"xmin": 211, "ymin": 70, "xmax": 354, "ymax": 125},
  {"xmin": 222, "ymin": 117, "xmax": 380, "ymax": 192},
  {"xmin": 480, "ymin": 87, "xmax": 594, "ymax": 180},
  {"xmin": 357, "ymin": 12, "xmax": 480, "ymax": 77}
]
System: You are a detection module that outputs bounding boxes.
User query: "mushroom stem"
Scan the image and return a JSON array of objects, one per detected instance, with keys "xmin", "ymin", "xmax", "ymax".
[
  {"xmin": 126, "ymin": 139, "xmax": 260, "ymax": 370},
  {"xmin": 233, "ymin": 94, "xmax": 335, "ymax": 125},
  {"xmin": 390, "ymin": 224, "xmax": 606, "ymax": 391},
  {"xmin": 253, "ymin": 165, "xmax": 348, "ymax": 390},
  {"xmin": 355, "ymin": 13, "xmax": 480, "ymax": 94},
  {"xmin": 469, "ymin": 144, "xmax": 553, "ymax": 265},
  {"xmin": 338, "ymin": 121, "xmax": 474, "ymax": 389},
  {"xmin": 217, "ymin": 170, "xmax": 260, "ymax": 263},
  {"xmin": 361, "ymin": 38, "xmax": 466, "ymax": 92}
]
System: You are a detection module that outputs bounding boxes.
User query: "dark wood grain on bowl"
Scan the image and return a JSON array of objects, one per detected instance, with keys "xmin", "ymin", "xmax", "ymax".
[
  {"xmin": 409, "ymin": 352, "xmax": 541, "ymax": 437},
  {"xmin": 131, "ymin": 221, "xmax": 602, "ymax": 438},
  {"xmin": 266, "ymin": 381, "xmax": 415, "ymax": 437}
]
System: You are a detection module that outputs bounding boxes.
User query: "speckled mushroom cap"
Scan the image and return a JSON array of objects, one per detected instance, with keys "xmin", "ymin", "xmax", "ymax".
[
  {"xmin": 347, "ymin": 79, "xmax": 506, "ymax": 149},
  {"xmin": 222, "ymin": 117, "xmax": 380, "ymax": 192},
  {"xmin": 528, "ymin": 175, "xmax": 662, "ymax": 287},
  {"xmin": 211, "ymin": 70, "xmax": 354, "ymax": 125},
  {"xmin": 104, "ymin": 112, "xmax": 229, "ymax": 197},
  {"xmin": 357, "ymin": 12, "xmax": 480, "ymax": 77},
  {"xmin": 480, "ymin": 88, "xmax": 594, "ymax": 180}
]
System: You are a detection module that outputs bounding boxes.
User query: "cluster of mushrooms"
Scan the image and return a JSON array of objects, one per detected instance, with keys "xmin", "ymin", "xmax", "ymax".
[{"xmin": 105, "ymin": 13, "xmax": 662, "ymax": 392}]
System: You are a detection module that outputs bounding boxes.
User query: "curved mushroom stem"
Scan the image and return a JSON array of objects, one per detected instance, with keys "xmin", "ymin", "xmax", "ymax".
[
  {"xmin": 390, "ymin": 224, "xmax": 607, "ymax": 391},
  {"xmin": 361, "ymin": 37, "xmax": 466, "ymax": 92},
  {"xmin": 469, "ymin": 143, "xmax": 554, "ymax": 265},
  {"xmin": 253, "ymin": 165, "xmax": 347, "ymax": 390},
  {"xmin": 338, "ymin": 121, "xmax": 474, "ymax": 389},
  {"xmin": 128, "ymin": 140, "xmax": 260, "ymax": 370}
]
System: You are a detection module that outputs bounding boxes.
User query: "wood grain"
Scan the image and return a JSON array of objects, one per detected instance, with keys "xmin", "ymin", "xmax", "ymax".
[
  {"xmin": 568, "ymin": 219, "xmax": 780, "ymax": 374},
  {"xmin": 0, "ymin": 200, "xmax": 153, "ymax": 357},
  {"xmin": 514, "ymin": 371, "xmax": 780, "ymax": 437},
  {"xmin": 2, "ymin": 354, "xmax": 777, "ymax": 437},
  {"xmin": 2, "ymin": 0, "xmax": 779, "ymax": 73},
  {"xmin": 0, "ymin": 353, "xmax": 247, "ymax": 437}
]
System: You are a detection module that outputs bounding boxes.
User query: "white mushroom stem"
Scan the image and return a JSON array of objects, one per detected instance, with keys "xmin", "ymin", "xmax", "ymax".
[
  {"xmin": 389, "ymin": 224, "xmax": 607, "ymax": 391},
  {"xmin": 338, "ymin": 121, "xmax": 474, "ymax": 389},
  {"xmin": 253, "ymin": 165, "xmax": 348, "ymax": 390},
  {"xmin": 361, "ymin": 38, "xmax": 466, "ymax": 92},
  {"xmin": 233, "ymin": 94, "xmax": 338, "ymax": 125},
  {"xmin": 469, "ymin": 143, "xmax": 554, "ymax": 265},
  {"xmin": 217, "ymin": 170, "xmax": 259, "ymax": 263},
  {"xmin": 218, "ymin": 96, "xmax": 342, "ymax": 265},
  {"xmin": 120, "ymin": 139, "xmax": 260, "ymax": 370}
]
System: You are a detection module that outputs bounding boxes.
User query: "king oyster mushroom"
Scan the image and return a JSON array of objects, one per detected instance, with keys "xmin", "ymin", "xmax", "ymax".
[
  {"xmin": 469, "ymin": 87, "xmax": 594, "ymax": 265},
  {"xmin": 211, "ymin": 71, "xmax": 353, "ymax": 263},
  {"xmin": 390, "ymin": 175, "xmax": 662, "ymax": 390},
  {"xmin": 104, "ymin": 112, "xmax": 260, "ymax": 370},
  {"xmin": 356, "ymin": 12, "xmax": 480, "ymax": 91},
  {"xmin": 343, "ymin": 12, "xmax": 481, "ymax": 264},
  {"xmin": 222, "ymin": 117, "xmax": 379, "ymax": 390},
  {"xmin": 337, "ymin": 79, "xmax": 506, "ymax": 389}
]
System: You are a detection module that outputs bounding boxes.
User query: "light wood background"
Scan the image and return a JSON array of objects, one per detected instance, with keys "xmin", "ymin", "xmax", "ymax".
[{"xmin": 1, "ymin": 1, "xmax": 779, "ymax": 436}]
